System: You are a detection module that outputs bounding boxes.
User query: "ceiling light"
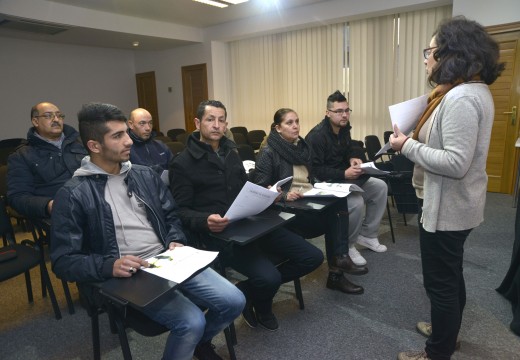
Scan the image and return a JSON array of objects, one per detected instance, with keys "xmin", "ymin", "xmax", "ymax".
[
  {"xmin": 132, "ymin": 41, "xmax": 139, "ymax": 47},
  {"xmin": 223, "ymin": 0, "xmax": 249, "ymax": 4},
  {"xmin": 193, "ymin": 0, "xmax": 228, "ymax": 8}
]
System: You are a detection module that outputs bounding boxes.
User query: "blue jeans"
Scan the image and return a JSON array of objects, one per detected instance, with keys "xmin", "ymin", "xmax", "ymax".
[{"xmin": 141, "ymin": 267, "xmax": 245, "ymax": 360}]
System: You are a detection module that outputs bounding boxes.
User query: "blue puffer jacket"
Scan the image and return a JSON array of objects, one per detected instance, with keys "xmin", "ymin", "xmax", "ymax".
[
  {"xmin": 7, "ymin": 124, "xmax": 87, "ymax": 218},
  {"xmin": 50, "ymin": 162, "xmax": 187, "ymax": 283},
  {"xmin": 128, "ymin": 130, "xmax": 173, "ymax": 172}
]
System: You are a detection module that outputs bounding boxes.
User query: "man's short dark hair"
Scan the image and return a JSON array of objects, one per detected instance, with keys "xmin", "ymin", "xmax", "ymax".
[
  {"xmin": 30, "ymin": 104, "xmax": 39, "ymax": 119},
  {"xmin": 196, "ymin": 100, "xmax": 227, "ymax": 120},
  {"xmin": 78, "ymin": 103, "xmax": 127, "ymax": 150},
  {"xmin": 327, "ymin": 90, "xmax": 347, "ymax": 109}
]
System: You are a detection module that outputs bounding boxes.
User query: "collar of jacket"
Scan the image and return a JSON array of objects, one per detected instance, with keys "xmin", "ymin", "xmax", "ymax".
[
  {"xmin": 186, "ymin": 131, "xmax": 237, "ymax": 160},
  {"xmin": 127, "ymin": 129, "xmax": 156, "ymax": 144},
  {"xmin": 321, "ymin": 116, "xmax": 352, "ymax": 137},
  {"xmin": 27, "ymin": 123, "xmax": 79, "ymax": 147}
]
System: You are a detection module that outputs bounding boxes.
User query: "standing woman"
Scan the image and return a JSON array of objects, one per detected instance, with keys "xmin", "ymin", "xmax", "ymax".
[
  {"xmin": 254, "ymin": 108, "xmax": 368, "ymax": 295},
  {"xmin": 390, "ymin": 17, "xmax": 504, "ymax": 360}
]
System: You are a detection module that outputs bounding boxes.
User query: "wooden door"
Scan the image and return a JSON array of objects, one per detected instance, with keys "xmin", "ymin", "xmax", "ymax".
[
  {"xmin": 487, "ymin": 23, "xmax": 520, "ymax": 193},
  {"xmin": 181, "ymin": 64, "xmax": 208, "ymax": 133},
  {"xmin": 135, "ymin": 71, "xmax": 160, "ymax": 132}
]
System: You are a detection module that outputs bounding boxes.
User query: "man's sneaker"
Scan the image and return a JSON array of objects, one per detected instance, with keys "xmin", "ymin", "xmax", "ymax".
[
  {"xmin": 241, "ymin": 300, "xmax": 258, "ymax": 328},
  {"xmin": 256, "ymin": 311, "xmax": 279, "ymax": 331},
  {"xmin": 356, "ymin": 234, "xmax": 387, "ymax": 252},
  {"xmin": 397, "ymin": 350, "xmax": 430, "ymax": 360},
  {"xmin": 194, "ymin": 341, "xmax": 224, "ymax": 360},
  {"xmin": 416, "ymin": 321, "xmax": 461, "ymax": 350},
  {"xmin": 349, "ymin": 246, "xmax": 367, "ymax": 266}
]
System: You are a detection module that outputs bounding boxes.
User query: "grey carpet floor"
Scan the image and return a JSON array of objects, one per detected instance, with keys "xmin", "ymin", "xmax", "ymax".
[{"xmin": 1, "ymin": 192, "xmax": 519, "ymax": 359}]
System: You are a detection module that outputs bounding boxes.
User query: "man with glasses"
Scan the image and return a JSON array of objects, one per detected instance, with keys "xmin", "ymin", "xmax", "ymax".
[
  {"xmin": 127, "ymin": 108, "xmax": 173, "ymax": 173},
  {"xmin": 306, "ymin": 90, "xmax": 388, "ymax": 271},
  {"xmin": 7, "ymin": 102, "xmax": 87, "ymax": 218}
]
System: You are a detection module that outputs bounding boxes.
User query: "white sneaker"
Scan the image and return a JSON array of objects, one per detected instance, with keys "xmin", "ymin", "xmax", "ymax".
[
  {"xmin": 348, "ymin": 246, "xmax": 367, "ymax": 266},
  {"xmin": 356, "ymin": 235, "xmax": 387, "ymax": 253}
]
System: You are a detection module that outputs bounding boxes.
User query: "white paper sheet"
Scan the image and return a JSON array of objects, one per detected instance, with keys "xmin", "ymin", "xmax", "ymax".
[
  {"xmin": 224, "ymin": 181, "xmax": 280, "ymax": 221},
  {"xmin": 242, "ymin": 160, "xmax": 255, "ymax": 174},
  {"xmin": 388, "ymin": 94, "xmax": 428, "ymax": 136},
  {"xmin": 303, "ymin": 183, "xmax": 363, "ymax": 198},
  {"xmin": 360, "ymin": 162, "xmax": 390, "ymax": 175},
  {"xmin": 142, "ymin": 246, "xmax": 218, "ymax": 283},
  {"xmin": 270, "ymin": 176, "xmax": 293, "ymax": 192}
]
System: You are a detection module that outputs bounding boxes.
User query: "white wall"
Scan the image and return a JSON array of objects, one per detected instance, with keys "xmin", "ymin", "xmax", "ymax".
[
  {"xmin": 0, "ymin": 36, "xmax": 137, "ymax": 139},
  {"xmin": 453, "ymin": 0, "xmax": 520, "ymax": 26}
]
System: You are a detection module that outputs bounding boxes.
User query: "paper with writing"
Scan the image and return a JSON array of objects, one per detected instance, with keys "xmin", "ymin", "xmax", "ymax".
[
  {"xmin": 303, "ymin": 183, "xmax": 364, "ymax": 197},
  {"xmin": 142, "ymin": 246, "xmax": 218, "ymax": 283},
  {"xmin": 360, "ymin": 162, "xmax": 390, "ymax": 175},
  {"xmin": 224, "ymin": 181, "xmax": 280, "ymax": 221}
]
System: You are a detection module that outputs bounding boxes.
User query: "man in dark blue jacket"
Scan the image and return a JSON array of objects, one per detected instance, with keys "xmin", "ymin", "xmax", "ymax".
[
  {"xmin": 50, "ymin": 102, "xmax": 244, "ymax": 360},
  {"xmin": 128, "ymin": 107, "xmax": 173, "ymax": 173},
  {"xmin": 7, "ymin": 102, "xmax": 87, "ymax": 219}
]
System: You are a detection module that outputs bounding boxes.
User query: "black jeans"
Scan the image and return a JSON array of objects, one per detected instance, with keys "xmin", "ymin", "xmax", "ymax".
[
  {"xmin": 419, "ymin": 203, "xmax": 472, "ymax": 360},
  {"xmin": 203, "ymin": 227, "xmax": 323, "ymax": 314}
]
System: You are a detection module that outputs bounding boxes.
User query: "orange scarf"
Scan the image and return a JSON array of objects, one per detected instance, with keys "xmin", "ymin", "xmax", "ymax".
[{"xmin": 412, "ymin": 83, "xmax": 457, "ymax": 140}]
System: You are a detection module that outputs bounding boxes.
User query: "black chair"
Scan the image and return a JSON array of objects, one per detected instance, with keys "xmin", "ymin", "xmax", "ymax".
[
  {"xmin": 386, "ymin": 155, "xmax": 419, "ymax": 230},
  {"xmin": 154, "ymin": 135, "xmax": 172, "ymax": 144},
  {"xmin": 166, "ymin": 128, "xmax": 186, "ymax": 142},
  {"xmin": 232, "ymin": 132, "xmax": 248, "ymax": 145},
  {"xmin": 176, "ymin": 132, "xmax": 190, "ymax": 146},
  {"xmin": 81, "ymin": 283, "xmax": 238, "ymax": 360},
  {"xmin": 237, "ymin": 144, "xmax": 256, "ymax": 162},
  {"xmin": 230, "ymin": 126, "xmax": 248, "ymax": 141},
  {"xmin": 247, "ymin": 130, "xmax": 267, "ymax": 151},
  {"xmin": 0, "ymin": 196, "xmax": 62, "ymax": 319},
  {"xmin": 0, "ymin": 138, "xmax": 24, "ymax": 165},
  {"xmin": 165, "ymin": 141, "xmax": 185, "ymax": 156},
  {"xmin": 383, "ymin": 130, "xmax": 396, "ymax": 155}
]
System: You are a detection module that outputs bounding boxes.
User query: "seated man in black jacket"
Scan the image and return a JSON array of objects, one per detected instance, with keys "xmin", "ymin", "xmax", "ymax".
[
  {"xmin": 50, "ymin": 102, "xmax": 245, "ymax": 360},
  {"xmin": 128, "ymin": 107, "xmax": 173, "ymax": 173},
  {"xmin": 7, "ymin": 102, "xmax": 87, "ymax": 219},
  {"xmin": 169, "ymin": 100, "xmax": 323, "ymax": 332}
]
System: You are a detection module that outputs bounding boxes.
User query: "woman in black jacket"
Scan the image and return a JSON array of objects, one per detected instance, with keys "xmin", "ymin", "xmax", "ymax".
[{"xmin": 254, "ymin": 108, "xmax": 368, "ymax": 294}]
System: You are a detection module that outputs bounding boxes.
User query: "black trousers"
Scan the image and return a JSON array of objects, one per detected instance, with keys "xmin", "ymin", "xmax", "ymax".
[
  {"xmin": 419, "ymin": 203, "xmax": 472, "ymax": 360},
  {"xmin": 202, "ymin": 227, "xmax": 323, "ymax": 314}
]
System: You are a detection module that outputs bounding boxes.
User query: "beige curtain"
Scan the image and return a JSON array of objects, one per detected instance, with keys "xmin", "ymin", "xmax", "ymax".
[
  {"xmin": 229, "ymin": 24, "xmax": 345, "ymax": 136},
  {"xmin": 349, "ymin": 5, "xmax": 452, "ymax": 143}
]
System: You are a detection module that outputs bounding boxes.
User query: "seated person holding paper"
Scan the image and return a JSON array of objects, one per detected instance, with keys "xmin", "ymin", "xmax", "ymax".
[
  {"xmin": 127, "ymin": 107, "xmax": 173, "ymax": 173},
  {"xmin": 50, "ymin": 103, "xmax": 245, "ymax": 360},
  {"xmin": 306, "ymin": 90, "xmax": 388, "ymax": 267},
  {"xmin": 169, "ymin": 100, "xmax": 323, "ymax": 331},
  {"xmin": 254, "ymin": 108, "xmax": 368, "ymax": 294}
]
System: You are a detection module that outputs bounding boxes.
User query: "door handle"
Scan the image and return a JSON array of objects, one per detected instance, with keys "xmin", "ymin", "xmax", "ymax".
[{"xmin": 504, "ymin": 106, "xmax": 517, "ymax": 125}]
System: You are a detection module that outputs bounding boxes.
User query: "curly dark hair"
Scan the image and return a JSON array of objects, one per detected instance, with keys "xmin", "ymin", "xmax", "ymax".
[{"xmin": 429, "ymin": 16, "xmax": 505, "ymax": 86}]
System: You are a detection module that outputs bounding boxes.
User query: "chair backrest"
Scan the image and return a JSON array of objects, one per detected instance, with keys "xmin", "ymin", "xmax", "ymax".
[
  {"xmin": 0, "ymin": 138, "xmax": 24, "ymax": 166},
  {"xmin": 364, "ymin": 135, "xmax": 382, "ymax": 161},
  {"xmin": 166, "ymin": 128, "xmax": 186, "ymax": 142},
  {"xmin": 176, "ymin": 132, "xmax": 190, "ymax": 145},
  {"xmin": 388, "ymin": 155, "xmax": 418, "ymax": 214},
  {"xmin": 154, "ymin": 135, "xmax": 172, "ymax": 143},
  {"xmin": 247, "ymin": 130, "xmax": 267, "ymax": 151},
  {"xmin": 0, "ymin": 165, "xmax": 7, "ymax": 197},
  {"xmin": 230, "ymin": 126, "xmax": 248, "ymax": 139},
  {"xmin": 237, "ymin": 144, "xmax": 256, "ymax": 162},
  {"xmin": 165, "ymin": 141, "xmax": 185, "ymax": 156},
  {"xmin": 232, "ymin": 132, "xmax": 248, "ymax": 145}
]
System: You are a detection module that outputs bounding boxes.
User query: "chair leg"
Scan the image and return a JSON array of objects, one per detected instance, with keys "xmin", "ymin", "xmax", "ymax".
[
  {"xmin": 293, "ymin": 278, "xmax": 304, "ymax": 310},
  {"xmin": 91, "ymin": 309, "xmax": 101, "ymax": 360},
  {"xmin": 61, "ymin": 280, "xmax": 75, "ymax": 314},
  {"xmin": 224, "ymin": 325, "xmax": 237, "ymax": 360},
  {"xmin": 109, "ymin": 306, "xmax": 133, "ymax": 360},
  {"xmin": 24, "ymin": 270, "xmax": 34, "ymax": 303},
  {"xmin": 387, "ymin": 202, "xmax": 395, "ymax": 243},
  {"xmin": 39, "ymin": 261, "xmax": 62, "ymax": 320},
  {"xmin": 403, "ymin": 213, "xmax": 408, "ymax": 226}
]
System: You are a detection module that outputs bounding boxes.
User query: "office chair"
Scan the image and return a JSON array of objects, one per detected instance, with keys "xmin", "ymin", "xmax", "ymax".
[
  {"xmin": 247, "ymin": 130, "xmax": 267, "ymax": 151},
  {"xmin": 237, "ymin": 144, "xmax": 256, "ymax": 162},
  {"xmin": 165, "ymin": 141, "xmax": 185, "ymax": 156},
  {"xmin": 230, "ymin": 126, "xmax": 249, "ymax": 141}
]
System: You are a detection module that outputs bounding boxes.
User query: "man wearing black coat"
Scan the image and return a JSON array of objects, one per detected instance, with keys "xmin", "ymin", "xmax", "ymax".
[{"xmin": 170, "ymin": 100, "xmax": 323, "ymax": 332}]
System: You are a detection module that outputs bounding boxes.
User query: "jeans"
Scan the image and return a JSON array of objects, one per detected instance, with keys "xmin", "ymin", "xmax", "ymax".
[
  {"xmin": 207, "ymin": 227, "xmax": 323, "ymax": 314},
  {"xmin": 419, "ymin": 211, "xmax": 471, "ymax": 360},
  {"xmin": 141, "ymin": 267, "xmax": 245, "ymax": 360}
]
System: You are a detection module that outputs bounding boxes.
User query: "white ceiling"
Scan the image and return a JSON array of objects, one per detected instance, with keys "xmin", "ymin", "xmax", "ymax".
[{"xmin": 0, "ymin": 0, "xmax": 335, "ymax": 50}]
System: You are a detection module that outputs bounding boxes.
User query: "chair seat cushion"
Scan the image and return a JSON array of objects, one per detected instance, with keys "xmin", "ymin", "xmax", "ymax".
[{"xmin": 0, "ymin": 245, "xmax": 40, "ymax": 281}]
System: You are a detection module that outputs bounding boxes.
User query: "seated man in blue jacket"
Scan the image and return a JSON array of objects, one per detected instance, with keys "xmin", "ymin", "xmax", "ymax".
[
  {"xmin": 50, "ymin": 102, "xmax": 245, "ymax": 360},
  {"xmin": 7, "ymin": 102, "xmax": 88, "ymax": 219},
  {"xmin": 128, "ymin": 107, "xmax": 173, "ymax": 173}
]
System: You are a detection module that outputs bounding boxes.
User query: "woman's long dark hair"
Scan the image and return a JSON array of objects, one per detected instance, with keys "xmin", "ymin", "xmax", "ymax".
[{"xmin": 429, "ymin": 16, "xmax": 505, "ymax": 86}]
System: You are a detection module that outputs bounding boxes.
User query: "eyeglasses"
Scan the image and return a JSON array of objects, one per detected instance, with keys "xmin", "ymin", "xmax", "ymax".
[
  {"xmin": 328, "ymin": 108, "xmax": 352, "ymax": 115},
  {"xmin": 34, "ymin": 112, "xmax": 65, "ymax": 120},
  {"xmin": 423, "ymin": 46, "xmax": 437, "ymax": 59}
]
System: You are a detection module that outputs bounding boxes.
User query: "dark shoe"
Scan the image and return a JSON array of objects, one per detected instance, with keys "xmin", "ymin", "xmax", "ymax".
[
  {"xmin": 256, "ymin": 311, "xmax": 279, "ymax": 331},
  {"xmin": 194, "ymin": 341, "xmax": 223, "ymax": 360},
  {"xmin": 326, "ymin": 272, "xmax": 364, "ymax": 294},
  {"xmin": 330, "ymin": 254, "xmax": 369, "ymax": 275},
  {"xmin": 241, "ymin": 300, "xmax": 258, "ymax": 328}
]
